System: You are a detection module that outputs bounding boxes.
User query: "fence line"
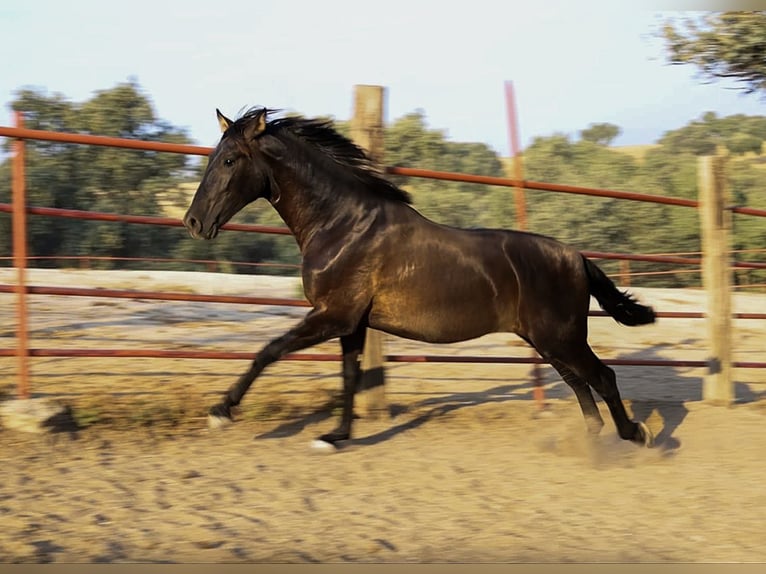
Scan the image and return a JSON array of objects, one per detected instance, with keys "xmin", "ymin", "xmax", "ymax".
[
  {"xmin": 0, "ymin": 125, "xmax": 211, "ymax": 155},
  {"xmin": 0, "ymin": 347, "xmax": 761, "ymax": 370},
  {"xmin": 0, "ymin": 203, "xmax": 292, "ymax": 235},
  {"xmin": 2, "ymin": 252, "xmax": 765, "ymax": 288},
  {"xmin": 1, "ymin": 282, "xmax": 765, "ymax": 321},
  {"xmin": 2, "ymin": 123, "xmax": 766, "ymax": 218},
  {"xmin": 0, "ymin": 283, "xmax": 311, "ymax": 307},
  {"xmin": 2, "ymin": 202, "xmax": 765, "ymax": 271},
  {"xmin": 0, "ymin": 255, "xmax": 302, "ymax": 272},
  {"xmin": 1, "ymin": 107, "xmax": 765, "ymax": 403},
  {"xmin": 387, "ymin": 166, "xmax": 766, "ymax": 218}
]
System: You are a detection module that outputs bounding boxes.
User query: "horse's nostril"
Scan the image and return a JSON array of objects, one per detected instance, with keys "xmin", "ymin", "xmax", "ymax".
[
  {"xmin": 185, "ymin": 214, "xmax": 198, "ymax": 230},
  {"xmin": 184, "ymin": 213, "xmax": 203, "ymax": 237}
]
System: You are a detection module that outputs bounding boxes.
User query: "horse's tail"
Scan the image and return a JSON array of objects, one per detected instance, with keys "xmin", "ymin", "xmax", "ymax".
[{"xmin": 582, "ymin": 255, "xmax": 656, "ymax": 326}]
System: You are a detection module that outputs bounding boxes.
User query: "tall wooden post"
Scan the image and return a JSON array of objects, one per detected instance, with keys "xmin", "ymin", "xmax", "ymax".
[
  {"xmin": 698, "ymin": 154, "xmax": 733, "ymax": 405},
  {"xmin": 12, "ymin": 110, "xmax": 30, "ymax": 399},
  {"xmin": 350, "ymin": 85, "xmax": 387, "ymax": 417},
  {"xmin": 619, "ymin": 260, "xmax": 631, "ymax": 287}
]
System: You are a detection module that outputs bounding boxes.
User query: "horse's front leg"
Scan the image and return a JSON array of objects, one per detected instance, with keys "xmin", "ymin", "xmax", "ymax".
[
  {"xmin": 316, "ymin": 323, "xmax": 367, "ymax": 446},
  {"xmin": 208, "ymin": 309, "xmax": 348, "ymax": 428}
]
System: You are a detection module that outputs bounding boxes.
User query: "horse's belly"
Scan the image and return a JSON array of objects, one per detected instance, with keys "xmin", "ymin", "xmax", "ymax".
[
  {"xmin": 370, "ymin": 313, "xmax": 493, "ymax": 344},
  {"xmin": 368, "ymin": 279, "xmax": 508, "ymax": 344}
]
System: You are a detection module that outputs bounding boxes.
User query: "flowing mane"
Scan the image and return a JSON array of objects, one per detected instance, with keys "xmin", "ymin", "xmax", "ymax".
[{"xmin": 229, "ymin": 107, "xmax": 412, "ymax": 204}]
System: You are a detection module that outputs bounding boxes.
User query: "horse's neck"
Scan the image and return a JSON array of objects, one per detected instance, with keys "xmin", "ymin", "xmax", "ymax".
[
  {"xmin": 270, "ymin": 178, "xmax": 379, "ymax": 254},
  {"xmin": 269, "ymin": 179, "xmax": 332, "ymax": 250}
]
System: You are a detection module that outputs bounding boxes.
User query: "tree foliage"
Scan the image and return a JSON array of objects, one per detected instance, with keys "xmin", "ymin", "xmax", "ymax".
[
  {"xmin": 518, "ymin": 110, "xmax": 766, "ymax": 287},
  {"xmin": 1, "ymin": 80, "xmax": 195, "ymax": 269},
  {"xmin": 382, "ymin": 110, "xmax": 510, "ymax": 229},
  {"xmin": 661, "ymin": 12, "xmax": 766, "ymax": 95},
  {"xmin": 658, "ymin": 111, "xmax": 766, "ymax": 156},
  {"xmin": 1, "ymin": 82, "xmax": 765, "ymax": 288},
  {"xmin": 580, "ymin": 123, "xmax": 621, "ymax": 146}
]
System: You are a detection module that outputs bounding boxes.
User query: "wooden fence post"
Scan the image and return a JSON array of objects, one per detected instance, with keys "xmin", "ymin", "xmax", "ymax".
[
  {"xmin": 619, "ymin": 260, "xmax": 631, "ymax": 287},
  {"xmin": 698, "ymin": 153, "xmax": 733, "ymax": 405},
  {"xmin": 349, "ymin": 85, "xmax": 387, "ymax": 418},
  {"xmin": 12, "ymin": 110, "xmax": 30, "ymax": 399}
]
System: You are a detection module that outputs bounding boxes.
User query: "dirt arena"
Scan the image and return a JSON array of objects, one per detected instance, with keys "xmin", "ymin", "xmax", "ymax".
[{"xmin": 1, "ymin": 269, "xmax": 764, "ymax": 563}]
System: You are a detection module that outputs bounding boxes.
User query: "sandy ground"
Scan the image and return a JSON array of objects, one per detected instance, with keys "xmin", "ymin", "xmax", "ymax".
[{"xmin": 0, "ymin": 268, "xmax": 765, "ymax": 563}]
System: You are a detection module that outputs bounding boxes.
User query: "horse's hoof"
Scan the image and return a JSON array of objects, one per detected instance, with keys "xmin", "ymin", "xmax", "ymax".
[
  {"xmin": 637, "ymin": 421, "xmax": 655, "ymax": 448},
  {"xmin": 207, "ymin": 414, "xmax": 233, "ymax": 430},
  {"xmin": 310, "ymin": 439, "xmax": 340, "ymax": 454}
]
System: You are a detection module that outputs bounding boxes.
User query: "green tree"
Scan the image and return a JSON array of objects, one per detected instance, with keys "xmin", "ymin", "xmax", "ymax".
[
  {"xmin": 0, "ymin": 81, "xmax": 195, "ymax": 269},
  {"xmin": 522, "ymin": 133, "xmax": 643, "ymax": 255},
  {"xmin": 657, "ymin": 111, "xmax": 766, "ymax": 156},
  {"xmin": 580, "ymin": 123, "xmax": 621, "ymax": 146},
  {"xmin": 519, "ymin": 128, "xmax": 726, "ymax": 287},
  {"xmin": 661, "ymin": 12, "xmax": 766, "ymax": 95},
  {"xmin": 726, "ymin": 132, "xmax": 763, "ymax": 155},
  {"xmin": 728, "ymin": 162, "xmax": 766, "ymax": 287},
  {"xmin": 5, "ymin": 95, "xmax": 762, "ymax": 288},
  {"xmin": 383, "ymin": 110, "xmax": 508, "ymax": 229}
]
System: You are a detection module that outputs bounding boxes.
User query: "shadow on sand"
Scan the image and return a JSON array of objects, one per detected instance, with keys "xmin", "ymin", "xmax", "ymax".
[{"xmin": 253, "ymin": 340, "xmax": 764, "ymax": 452}]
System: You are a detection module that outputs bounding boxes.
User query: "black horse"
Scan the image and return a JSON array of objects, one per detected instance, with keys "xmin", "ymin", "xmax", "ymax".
[{"xmin": 183, "ymin": 107, "xmax": 657, "ymax": 449}]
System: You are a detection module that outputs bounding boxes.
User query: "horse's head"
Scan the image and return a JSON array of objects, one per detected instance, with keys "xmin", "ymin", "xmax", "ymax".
[{"xmin": 183, "ymin": 107, "xmax": 281, "ymax": 239}]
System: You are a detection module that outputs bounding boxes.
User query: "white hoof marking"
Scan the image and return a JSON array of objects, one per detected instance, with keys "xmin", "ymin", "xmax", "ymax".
[
  {"xmin": 207, "ymin": 414, "xmax": 233, "ymax": 430},
  {"xmin": 310, "ymin": 439, "xmax": 339, "ymax": 453},
  {"xmin": 638, "ymin": 421, "xmax": 655, "ymax": 448}
]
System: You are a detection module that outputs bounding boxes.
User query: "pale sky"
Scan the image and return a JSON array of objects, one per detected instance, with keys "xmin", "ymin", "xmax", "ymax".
[{"xmin": 1, "ymin": 0, "xmax": 763, "ymax": 156}]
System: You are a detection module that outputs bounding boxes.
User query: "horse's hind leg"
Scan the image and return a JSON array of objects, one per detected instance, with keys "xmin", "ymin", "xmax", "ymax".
[
  {"xmin": 595, "ymin": 362, "xmax": 653, "ymax": 447},
  {"xmin": 520, "ymin": 333, "xmax": 604, "ymax": 436},
  {"xmin": 549, "ymin": 359, "xmax": 604, "ymax": 435},
  {"xmin": 548, "ymin": 346, "xmax": 653, "ymax": 447},
  {"xmin": 568, "ymin": 347, "xmax": 653, "ymax": 446},
  {"xmin": 317, "ymin": 323, "xmax": 367, "ymax": 446}
]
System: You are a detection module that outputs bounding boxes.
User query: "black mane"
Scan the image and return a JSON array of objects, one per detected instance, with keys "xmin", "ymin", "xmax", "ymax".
[{"xmin": 231, "ymin": 107, "xmax": 412, "ymax": 205}]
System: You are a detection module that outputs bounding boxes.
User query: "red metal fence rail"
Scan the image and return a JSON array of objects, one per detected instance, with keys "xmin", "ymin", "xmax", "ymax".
[
  {"xmin": 387, "ymin": 166, "xmax": 766, "ymax": 218},
  {"xmin": 1, "ymin": 119, "xmax": 765, "ymax": 401},
  {"xmin": 1, "ymin": 203, "xmax": 764, "ymax": 271}
]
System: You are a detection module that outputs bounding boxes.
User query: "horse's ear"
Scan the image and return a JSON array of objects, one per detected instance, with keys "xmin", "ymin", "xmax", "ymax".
[
  {"xmin": 216, "ymin": 108, "xmax": 233, "ymax": 133},
  {"xmin": 244, "ymin": 110, "xmax": 268, "ymax": 141}
]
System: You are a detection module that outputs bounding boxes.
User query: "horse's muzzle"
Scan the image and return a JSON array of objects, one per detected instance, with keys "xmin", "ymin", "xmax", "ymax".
[{"xmin": 183, "ymin": 211, "xmax": 218, "ymax": 239}]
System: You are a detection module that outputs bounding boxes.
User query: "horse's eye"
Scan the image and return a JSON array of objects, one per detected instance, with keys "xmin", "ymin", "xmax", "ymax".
[{"xmin": 224, "ymin": 158, "xmax": 235, "ymax": 167}]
